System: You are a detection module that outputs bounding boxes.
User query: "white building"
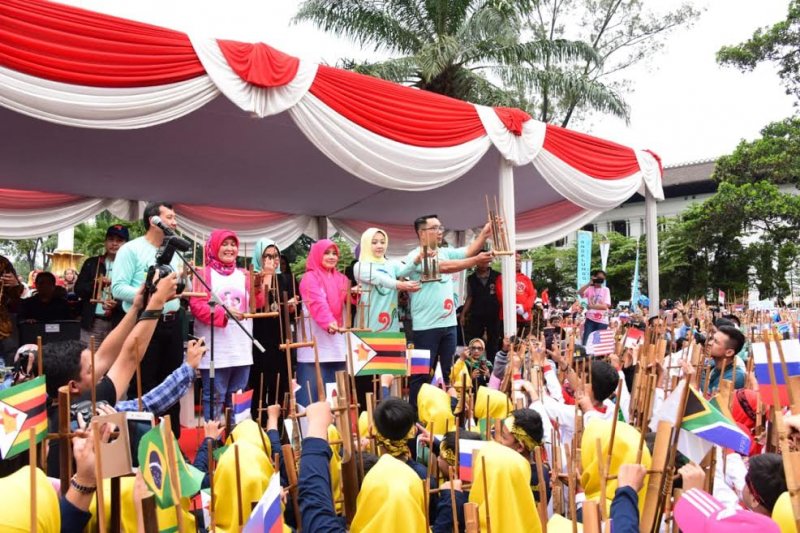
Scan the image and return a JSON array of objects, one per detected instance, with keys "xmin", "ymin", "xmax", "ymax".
[{"xmin": 557, "ymin": 158, "xmax": 718, "ymax": 246}]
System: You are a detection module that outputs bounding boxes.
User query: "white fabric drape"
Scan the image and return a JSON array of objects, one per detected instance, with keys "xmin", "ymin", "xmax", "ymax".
[
  {"xmin": 289, "ymin": 93, "xmax": 493, "ymax": 192},
  {"xmin": 189, "ymin": 36, "xmax": 318, "ymax": 118},
  {"xmin": 0, "ymin": 64, "xmax": 219, "ymax": 129},
  {"xmin": 532, "ymin": 150, "xmax": 648, "ymax": 211},
  {"xmin": 178, "ymin": 213, "xmax": 317, "ymax": 251},
  {"xmin": 635, "ymin": 149, "xmax": 665, "ymax": 201},
  {"xmin": 0, "ymin": 198, "xmax": 133, "ymax": 239},
  {"xmin": 515, "ymin": 208, "xmax": 602, "ymax": 249},
  {"xmin": 476, "ymin": 105, "xmax": 546, "ymax": 166}
]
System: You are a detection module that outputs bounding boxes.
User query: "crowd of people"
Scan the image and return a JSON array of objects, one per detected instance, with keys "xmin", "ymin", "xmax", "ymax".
[{"xmin": 0, "ymin": 203, "xmax": 796, "ymax": 533}]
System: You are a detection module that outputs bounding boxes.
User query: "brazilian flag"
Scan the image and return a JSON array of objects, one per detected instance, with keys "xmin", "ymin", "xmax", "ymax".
[{"xmin": 137, "ymin": 425, "xmax": 203, "ymax": 508}]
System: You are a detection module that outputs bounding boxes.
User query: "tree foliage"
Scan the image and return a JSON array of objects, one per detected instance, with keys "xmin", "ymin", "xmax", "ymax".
[
  {"xmin": 717, "ymin": 0, "xmax": 800, "ymax": 102},
  {"xmin": 0, "ymin": 236, "xmax": 57, "ymax": 278},
  {"xmin": 73, "ymin": 211, "xmax": 144, "ymax": 259}
]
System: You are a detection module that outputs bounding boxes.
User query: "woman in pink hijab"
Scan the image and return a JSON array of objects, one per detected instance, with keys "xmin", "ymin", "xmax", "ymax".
[
  {"xmin": 296, "ymin": 239, "xmax": 350, "ymax": 406},
  {"xmin": 189, "ymin": 229, "xmax": 264, "ymax": 420}
]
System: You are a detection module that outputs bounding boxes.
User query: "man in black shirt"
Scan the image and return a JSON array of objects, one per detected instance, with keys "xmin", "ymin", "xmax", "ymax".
[
  {"xmin": 461, "ymin": 264, "xmax": 501, "ymax": 360},
  {"xmin": 17, "ymin": 271, "xmax": 70, "ymax": 323}
]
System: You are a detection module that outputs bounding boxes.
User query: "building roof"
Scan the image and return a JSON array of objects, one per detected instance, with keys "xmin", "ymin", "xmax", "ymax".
[{"xmin": 662, "ymin": 158, "xmax": 716, "ymax": 186}]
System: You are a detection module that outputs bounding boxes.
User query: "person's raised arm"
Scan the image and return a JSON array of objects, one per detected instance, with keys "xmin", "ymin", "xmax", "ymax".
[
  {"xmin": 105, "ymin": 273, "xmax": 178, "ymax": 401},
  {"xmin": 439, "ymin": 251, "xmax": 493, "ymax": 274},
  {"xmin": 92, "ymin": 288, "xmax": 145, "ymax": 377},
  {"xmin": 465, "ymin": 222, "xmax": 492, "ymax": 258}
]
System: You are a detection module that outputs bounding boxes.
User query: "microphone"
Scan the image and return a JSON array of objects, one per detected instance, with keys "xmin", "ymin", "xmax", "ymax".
[{"xmin": 150, "ymin": 216, "xmax": 175, "ymax": 235}]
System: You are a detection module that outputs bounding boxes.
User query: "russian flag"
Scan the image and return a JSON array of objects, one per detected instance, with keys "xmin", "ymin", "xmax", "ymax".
[
  {"xmin": 752, "ymin": 339, "xmax": 800, "ymax": 407},
  {"xmin": 232, "ymin": 389, "xmax": 253, "ymax": 424},
  {"xmin": 458, "ymin": 439, "xmax": 487, "ymax": 482},
  {"xmin": 243, "ymin": 473, "xmax": 284, "ymax": 533},
  {"xmin": 410, "ymin": 349, "xmax": 431, "ymax": 375}
]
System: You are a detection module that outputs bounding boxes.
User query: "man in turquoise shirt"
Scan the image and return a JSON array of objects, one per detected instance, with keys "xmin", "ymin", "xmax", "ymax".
[
  {"xmin": 701, "ymin": 325, "xmax": 747, "ymax": 393},
  {"xmin": 111, "ymin": 201, "xmax": 186, "ymax": 434},
  {"xmin": 404, "ymin": 214, "xmax": 493, "ymax": 407}
]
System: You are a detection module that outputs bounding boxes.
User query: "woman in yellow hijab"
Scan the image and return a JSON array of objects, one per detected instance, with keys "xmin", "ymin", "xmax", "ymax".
[
  {"xmin": 353, "ymin": 228, "xmax": 419, "ymax": 333},
  {"xmin": 466, "ymin": 441, "xmax": 542, "ymax": 533},
  {"xmin": 351, "ymin": 454, "xmax": 427, "ymax": 532},
  {"xmin": 214, "ymin": 441, "xmax": 275, "ymax": 532},
  {"xmin": 581, "ymin": 418, "xmax": 651, "ymax": 515}
]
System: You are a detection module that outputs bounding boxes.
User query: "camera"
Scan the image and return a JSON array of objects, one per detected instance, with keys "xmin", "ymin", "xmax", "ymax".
[
  {"xmin": 144, "ymin": 234, "xmax": 191, "ymax": 296},
  {"xmin": 70, "ymin": 399, "xmax": 110, "ymax": 427}
]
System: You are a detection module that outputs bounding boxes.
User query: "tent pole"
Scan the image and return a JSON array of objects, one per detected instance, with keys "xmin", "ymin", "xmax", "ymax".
[
  {"xmin": 499, "ymin": 156, "xmax": 516, "ymax": 338},
  {"xmin": 316, "ymin": 216, "xmax": 328, "ymax": 241},
  {"xmin": 644, "ymin": 187, "xmax": 660, "ymax": 318}
]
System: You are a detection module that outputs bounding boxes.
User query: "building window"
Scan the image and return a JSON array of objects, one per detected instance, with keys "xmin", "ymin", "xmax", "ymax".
[
  {"xmin": 581, "ymin": 223, "xmax": 595, "ymax": 233},
  {"xmin": 611, "ymin": 220, "xmax": 629, "ymax": 236},
  {"xmin": 554, "ymin": 237, "xmax": 567, "ymax": 247}
]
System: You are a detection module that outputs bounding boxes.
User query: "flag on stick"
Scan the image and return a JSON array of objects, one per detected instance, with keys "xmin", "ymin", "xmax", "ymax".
[
  {"xmin": 409, "ymin": 349, "xmax": 431, "ymax": 375},
  {"xmin": 586, "ymin": 329, "xmax": 615, "ymax": 356},
  {"xmin": 0, "ymin": 375, "xmax": 46, "ymax": 459},
  {"xmin": 243, "ymin": 473, "xmax": 284, "ymax": 533},
  {"xmin": 138, "ymin": 424, "xmax": 204, "ymax": 508},
  {"xmin": 232, "ymin": 389, "xmax": 254, "ymax": 424},
  {"xmin": 458, "ymin": 439, "xmax": 488, "ymax": 482},
  {"xmin": 349, "ymin": 331, "xmax": 407, "ymax": 376},
  {"xmin": 752, "ymin": 339, "xmax": 800, "ymax": 407}
]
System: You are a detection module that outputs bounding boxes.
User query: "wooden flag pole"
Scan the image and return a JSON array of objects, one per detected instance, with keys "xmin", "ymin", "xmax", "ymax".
[
  {"xmin": 29, "ymin": 427, "xmax": 37, "ymax": 533},
  {"xmin": 91, "ymin": 421, "xmax": 107, "ymax": 533},
  {"xmin": 162, "ymin": 416, "xmax": 185, "ymax": 533}
]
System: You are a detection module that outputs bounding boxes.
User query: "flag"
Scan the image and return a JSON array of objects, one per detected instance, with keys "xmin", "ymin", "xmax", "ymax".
[
  {"xmin": 541, "ymin": 289, "xmax": 550, "ymax": 307},
  {"xmin": 431, "ymin": 362, "xmax": 444, "ymax": 388},
  {"xmin": 586, "ymin": 329, "xmax": 616, "ymax": 356},
  {"xmin": 232, "ymin": 389, "xmax": 253, "ymax": 424},
  {"xmin": 243, "ymin": 473, "xmax": 284, "ymax": 533},
  {"xmin": 348, "ymin": 331, "xmax": 407, "ymax": 376},
  {"xmin": 777, "ymin": 321, "xmax": 791, "ymax": 336},
  {"xmin": 0, "ymin": 375, "xmax": 47, "ymax": 459},
  {"xmin": 458, "ymin": 439, "xmax": 488, "ymax": 482},
  {"xmin": 138, "ymin": 424, "xmax": 204, "ymax": 508},
  {"xmin": 409, "ymin": 349, "xmax": 431, "ymax": 375},
  {"xmin": 623, "ymin": 327, "xmax": 644, "ymax": 349},
  {"xmin": 651, "ymin": 381, "xmax": 750, "ymax": 462},
  {"xmin": 752, "ymin": 339, "xmax": 800, "ymax": 407},
  {"xmin": 718, "ymin": 290, "xmax": 725, "ymax": 305}
]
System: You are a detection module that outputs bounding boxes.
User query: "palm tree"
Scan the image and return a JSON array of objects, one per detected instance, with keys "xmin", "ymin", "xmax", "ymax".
[{"xmin": 295, "ymin": 0, "xmax": 627, "ymax": 121}]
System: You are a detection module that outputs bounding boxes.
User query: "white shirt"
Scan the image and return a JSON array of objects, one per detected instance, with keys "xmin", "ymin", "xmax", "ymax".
[{"xmin": 196, "ymin": 269, "xmax": 253, "ymax": 369}]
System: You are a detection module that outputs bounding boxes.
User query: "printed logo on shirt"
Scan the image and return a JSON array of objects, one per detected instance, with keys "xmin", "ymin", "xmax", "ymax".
[
  {"xmin": 516, "ymin": 281, "xmax": 526, "ymax": 294},
  {"xmin": 438, "ymin": 298, "xmax": 455, "ymax": 319}
]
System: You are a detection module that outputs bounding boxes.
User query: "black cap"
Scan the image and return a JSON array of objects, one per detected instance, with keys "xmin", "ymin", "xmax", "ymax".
[{"xmin": 105, "ymin": 224, "xmax": 129, "ymax": 241}]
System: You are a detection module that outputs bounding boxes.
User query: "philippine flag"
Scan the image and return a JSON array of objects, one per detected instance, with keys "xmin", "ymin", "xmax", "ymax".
[
  {"xmin": 232, "ymin": 389, "xmax": 253, "ymax": 424},
  {"xmin": 752, "ymin": 339, "xmax": 800, "ymax": 407},
  {"xmin": 243, "ymin": 473, "xmax": 284, "ymax": 533},
  {"xmin": 458, "ymin": 439, "xmax": 488, "ymax": 482},
  {"xmin": 410, "ymin": 349, "xmax": 431, "ymax": 375}
]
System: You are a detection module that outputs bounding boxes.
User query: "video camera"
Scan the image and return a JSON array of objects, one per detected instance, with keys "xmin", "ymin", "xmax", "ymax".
[{"xmin": 144, "ymin": 217, "xmax": 191, "ymax": 297}]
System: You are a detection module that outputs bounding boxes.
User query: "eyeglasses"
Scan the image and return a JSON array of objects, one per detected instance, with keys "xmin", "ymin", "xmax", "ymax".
[
  {"xmin": 262, "ymin": 253, "xmax": 279, "ymax": 260},
  {"xmin": 424, "ymin": 226, "xmax": 445, "ymax": 233},
  {"xmin": 469, "ymin": 346, "xmax": 483, "ymax": 352}
]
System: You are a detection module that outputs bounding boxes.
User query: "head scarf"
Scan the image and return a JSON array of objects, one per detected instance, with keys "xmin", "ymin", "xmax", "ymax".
[
  {"xmin": 226, "ymin": 419, "xmax": 272, "ymax": 458},
  {"xmin": 581, "ymin": 418, "xmax": 651, "ymax": 515},
  {"xmin": 304, "ymin": 239, "xmax": 348, "ymax": 323},
  {"xmin": 351, "ymin": 455, "xmax": 426, "ymax": 533},
  {"xmin": 86, "ymin": 477, "xmax": 196, "ymax": 533},
  {"xmin": 771, "ymin": 492, "xmax": 797, "ymax": 533},
  {"xmin": 417, "ymin": 383, "xmax": 456, "ymax": 435},
  {"xmin": 214, "ymin": 441, "xmax": 274, "ymax": 533},
  {"xmin": 358, "ymin": 228, "xmax": 388, "ymax": 264},
  {"xmin": 252, "ymin": 237, "xmax": 281, "ymax": 274},
  {"xmin": 205, "ymin": 229, "xmax": 239, "ymax": 276},
  {"xmin": 474, "ymin": 386, "xmax": 512, "ymax": 420},
  {"xmin": 0, "ymin": 467, "xmax": 59, "ymax": 532},
  {"xmin": 469, "ymin": 441, "xmax": 542, "ymax": 533}
]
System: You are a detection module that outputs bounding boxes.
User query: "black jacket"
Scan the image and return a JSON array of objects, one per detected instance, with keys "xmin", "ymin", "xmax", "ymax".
[{"xmin": 75, "ymin": 255, "xmax": 124, "ymax": 330}]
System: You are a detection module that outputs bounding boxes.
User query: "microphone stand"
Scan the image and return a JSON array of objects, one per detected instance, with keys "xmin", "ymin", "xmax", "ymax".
[{"xmin": 176, "ymin": 255, "xmax": 266, "ymax": 422}]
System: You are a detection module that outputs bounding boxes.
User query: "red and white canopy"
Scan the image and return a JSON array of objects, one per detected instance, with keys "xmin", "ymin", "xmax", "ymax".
[{"xmin": 0, "ymin": 0, "xmax": 663, "ymax": 253}]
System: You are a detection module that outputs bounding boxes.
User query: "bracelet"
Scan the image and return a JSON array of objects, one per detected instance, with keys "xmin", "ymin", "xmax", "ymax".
[
  {"xmin": 70, "ymin": 475, "xmax": 96, "ymax": 494},
  {"xmin": 138, "ymin": 308, "xmax": 164, "ymax": 321}
]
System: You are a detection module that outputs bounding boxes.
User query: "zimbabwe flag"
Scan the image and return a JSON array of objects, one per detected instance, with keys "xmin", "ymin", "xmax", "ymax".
[
  {"xmin": 349, "ymin": 331, "xmax": 408, "ymax": 376},
  {"xmin": 0, "ymin": 375, "xmax": 47, "ymax": 459}
]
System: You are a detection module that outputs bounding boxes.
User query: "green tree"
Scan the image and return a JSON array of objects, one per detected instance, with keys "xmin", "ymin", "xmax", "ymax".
[
  {"xmin": 712, "ymin": 117, "xmax": 800, "ymax": 187},
  {"xmin": 526, "ymin": 244, "xmax": 576, "ymax": 302},
  {"xmin": 295, "ymin": 0, "xmax": 603, "ymax": 110},
  {"xmin": 290, "ymin": 235, "xmax": 355, "ymax": 279},
  {"xmin": 717, "ymin": 0, "xmax": 800, "ymax": 101},
  {"xmin": 73, "ymin": 211, "xmax": 145, "ymax": 260},
  {"xmin": 524, "ymin": 0, "xmax": 699, "ymax": 126}
]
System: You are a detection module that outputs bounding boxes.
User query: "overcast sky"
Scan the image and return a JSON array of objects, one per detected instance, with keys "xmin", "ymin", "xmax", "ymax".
[{"xmin": 64, "ymin": 0, "xmax": 797, "ymax": 166}]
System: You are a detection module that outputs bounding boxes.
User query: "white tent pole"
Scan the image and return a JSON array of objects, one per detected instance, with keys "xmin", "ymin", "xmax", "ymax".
[
  {"xmin": 499, "ymin": 156, "xmax": 516, "ymax": 337},
  {"xmin": 644, "ymin": 187, "xmax": 660, "ymax": 318}
]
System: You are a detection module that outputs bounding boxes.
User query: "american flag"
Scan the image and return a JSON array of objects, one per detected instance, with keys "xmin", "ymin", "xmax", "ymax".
[{"xmin": 586, "ymin": 329, "xmax": 616, "ymax": 356}]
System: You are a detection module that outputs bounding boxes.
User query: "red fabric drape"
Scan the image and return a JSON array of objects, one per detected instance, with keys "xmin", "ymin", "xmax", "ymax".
[
  {"xmin": 543, "ymin": 124, "xmax": 640, "ymax": 179},
  {"xmin": 494, "ymin": 107, "xmax": 531, "ymax": 136},
  {"xmin": 309, "ymin": 65, "xmax": 485, "ymax": 148},
  {"xmin": 0, "ymin": 188, "xmax": 84, "ymax": 209},
  {"xmin": 175, "ymin": 203, "xmax": 292, "ymax": 228},
  {"xmin": 217, "ymin": 40, "xmax": 299, "ymax": 88},
  {"xmin": 515, "ymin": 200, "xmax": 585, "ymax": 231},
  {"xmin": 0, "ymin": 0, "xmax": 204, "ymax": 87}
]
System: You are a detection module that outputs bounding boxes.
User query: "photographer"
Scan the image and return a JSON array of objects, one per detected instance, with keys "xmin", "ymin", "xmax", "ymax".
[
  {"xmin": 111, "ymin": 202, "xmax": 186, "ymax": 435},
  {"xmin": 43, "ymin": 273, "xmax": 178, "ymax": 477},
  {"xmin": 578, "ymin": 269, "xmax": 611, "ymax": 345}
]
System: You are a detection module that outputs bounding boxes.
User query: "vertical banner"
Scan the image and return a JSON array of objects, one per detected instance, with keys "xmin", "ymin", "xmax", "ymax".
[
  {"xmin": 631, "ymin": 238, "xmax": 640, "ymax": 308},
  {"xmin": 576, "ymin": 230, "xmax": 593, "ymax": 292},
  {"xmin": 718, "ymin": 290, "xmax": 726, "ymax": 305},
  {"xmin": 599, "ymin": 238, "xmax": 610, "ymax": 272}
]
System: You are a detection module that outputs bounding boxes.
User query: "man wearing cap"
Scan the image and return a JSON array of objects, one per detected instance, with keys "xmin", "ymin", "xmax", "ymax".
[{"xmin": 75, "ymin": 224, "xmax": 129, "ymax": 344}]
